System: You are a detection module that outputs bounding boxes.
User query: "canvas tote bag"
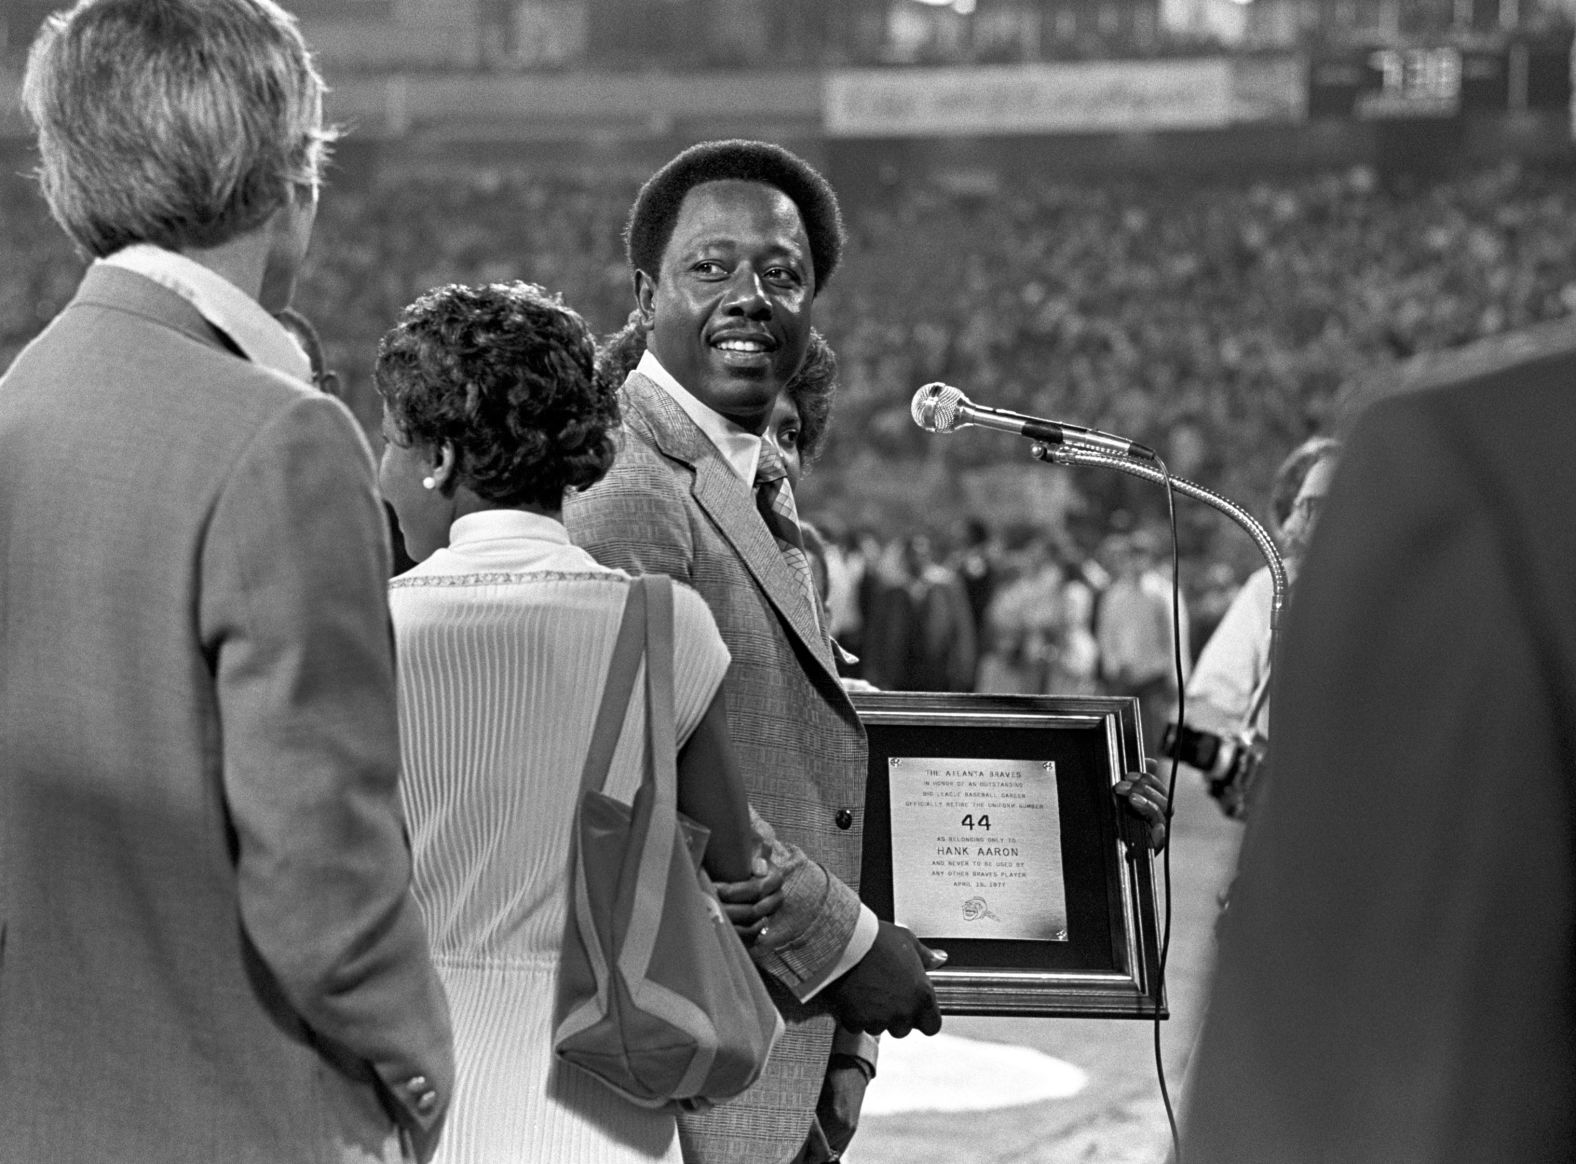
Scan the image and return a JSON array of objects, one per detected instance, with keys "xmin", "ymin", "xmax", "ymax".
[{"xmin": 554, "ymin": 574, "xmax": 783, "ymax": 1110}]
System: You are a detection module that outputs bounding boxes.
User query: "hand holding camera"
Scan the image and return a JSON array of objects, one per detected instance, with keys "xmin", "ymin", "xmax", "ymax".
[{"xmin": 1161, "ymin": 721, "xmax": 1268, "ymax": 820}]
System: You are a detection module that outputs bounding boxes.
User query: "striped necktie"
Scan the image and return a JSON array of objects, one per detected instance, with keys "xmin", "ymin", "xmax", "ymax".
[{"xmin": 754, "ymin": 441, "xmax": 820, "ymax": 629}]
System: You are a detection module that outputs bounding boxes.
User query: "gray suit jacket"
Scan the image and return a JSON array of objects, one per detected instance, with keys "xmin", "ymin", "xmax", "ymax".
[
  {"xmin": 0, "ymin": 265, "xmax": 454, "ymax": 1163},
  {"xmin": 564, "ymin": 372, "xmax": 868, "ymax": 1164}
]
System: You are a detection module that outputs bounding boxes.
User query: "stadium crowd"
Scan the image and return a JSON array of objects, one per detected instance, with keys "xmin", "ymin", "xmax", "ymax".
[
  {"xmin": 8, "ymin": 149, "xmax": 1576, "ymax": 687},
  {"xmin": 9, "ymin": 3, "xmax": 1575, "ymax": 1161}
]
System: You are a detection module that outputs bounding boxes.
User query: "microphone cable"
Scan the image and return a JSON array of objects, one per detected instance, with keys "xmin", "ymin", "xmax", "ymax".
[{"xmin": 1151, "ymin": 458, "xmax": 1185, "ymax": 1164}]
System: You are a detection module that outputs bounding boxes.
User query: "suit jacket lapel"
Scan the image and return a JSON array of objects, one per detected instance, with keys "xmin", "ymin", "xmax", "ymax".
[{"xmin": 623, "ymin": 373, "xmax": 837, "ymax": 679}]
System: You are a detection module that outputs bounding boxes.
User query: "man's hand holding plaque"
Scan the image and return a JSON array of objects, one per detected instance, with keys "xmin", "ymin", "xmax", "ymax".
[
  {"xmin": 1114, "ymin": 759, "xmax": 1170, "ymax": 852},
  {"xmin": 825, "ymin": 921, "xmax": 947, "ymax": 1038}
]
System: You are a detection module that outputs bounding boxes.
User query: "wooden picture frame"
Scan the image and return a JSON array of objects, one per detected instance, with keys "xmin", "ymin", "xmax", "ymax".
[{"xmin": 853, "ymin": 691, "xmax": 1165, "ymax": 1019}]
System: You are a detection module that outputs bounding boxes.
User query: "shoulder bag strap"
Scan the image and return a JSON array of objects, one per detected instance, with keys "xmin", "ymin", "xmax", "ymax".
[
  {"xmin": 578, "ymin": 578, "xmax": 648, "ymax": 797},
  {"xmin": 611, "ymin": 573, "xmax": 689, "ymax": 1007},
  {"xmin": 640, "ymin": 574, "xmax": 678, "ymax": 812}
]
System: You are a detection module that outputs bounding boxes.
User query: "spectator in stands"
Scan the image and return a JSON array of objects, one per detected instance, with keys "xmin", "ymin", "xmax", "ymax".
[
  {"xmin": 799, "ymin": 518, "xmax": 839, "ymax": 656},
  {"xmin": 1096, "ymin": 527, "xmax": 1189, "ymax": 753},
  {"xmin": 897, "ymin": 532, "xmax": 977, "ymax": 693},
  {"xmin": 849, "ymin": 526, "xmax": 892, "ymax": 679},
  {"xmin": 816, "ymin": 513, "xmax": 868, "ymax": 670},
  {"xmin": 805, "ymin": 519, "xmax": 880, "ymax": 695},
  {"xmin": 859, "ymin": 535, "xmax": 919, "ymax": 691},
  {"xmin": 950, "ymin": 515, "xmax": 1001, "ymax": 688},
  {"xmin": 1048, "ymin": 538, "xmax": 1103, "ymax": 696},
  {"xmin": 976, "ymin": 531, "xmax": 1065, "ymax": 695}
]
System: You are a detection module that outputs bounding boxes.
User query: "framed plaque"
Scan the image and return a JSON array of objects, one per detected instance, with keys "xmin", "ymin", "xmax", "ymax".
[{"xmin": 853, "ymin": 691, "xmax": 1165, "ymax": 1019}]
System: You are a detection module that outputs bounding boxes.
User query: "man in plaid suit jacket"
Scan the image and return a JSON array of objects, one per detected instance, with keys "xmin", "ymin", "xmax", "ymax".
[{"xmin": 565, "ymin": 140, "xmax": 943, "ymax": 1164}]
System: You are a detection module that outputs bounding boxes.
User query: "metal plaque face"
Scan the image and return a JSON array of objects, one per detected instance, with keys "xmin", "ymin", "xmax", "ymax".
[{"xmin": 888, "ymin": 756, "xmax": 1067, "ymax": 942}]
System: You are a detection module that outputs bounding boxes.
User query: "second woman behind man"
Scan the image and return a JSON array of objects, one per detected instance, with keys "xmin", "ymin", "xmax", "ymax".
[{"xmin": 375, "ymin": 281, "xmax": 778, "ymax": 1163}]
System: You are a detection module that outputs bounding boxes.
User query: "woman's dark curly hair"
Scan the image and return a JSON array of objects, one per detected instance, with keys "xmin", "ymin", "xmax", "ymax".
[
  {"xmin": 597, "ymin": 311, "xmax": 649, "ymax": 385},
  {"xmin": 784, "ymin": 329, "xmax": 836, "ymax": 467},
  {"xmin": 375, "ymin": 281, "xmax": 620, "ymax": 510},
  {"xmin": 597, "ymin": 316, "xmax": 837, "ymax": 467},
  {"xmin": 625, "ymin": 139, "xmax": 844, "ymax": 296}
]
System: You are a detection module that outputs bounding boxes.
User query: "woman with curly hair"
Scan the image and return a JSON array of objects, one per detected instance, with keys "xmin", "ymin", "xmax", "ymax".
[{"xmin": 375, "ymin": 281, "xmax": 777, "ymax": 1163}]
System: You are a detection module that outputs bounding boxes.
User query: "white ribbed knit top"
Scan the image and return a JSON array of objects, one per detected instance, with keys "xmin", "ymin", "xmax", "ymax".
[{"xmin": 390, "ymin": 508, "xmax": 730, "ymax": 1163}]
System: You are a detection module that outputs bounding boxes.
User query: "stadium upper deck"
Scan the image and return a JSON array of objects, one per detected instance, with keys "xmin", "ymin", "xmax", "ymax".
[{"xmin": 3, "ymin": 0, "xmax": 1573, "ymax": 73}]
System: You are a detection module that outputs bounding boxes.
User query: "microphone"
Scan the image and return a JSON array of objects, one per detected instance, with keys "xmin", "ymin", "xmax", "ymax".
[{"xmin": 911, "ymin": 382, "xmax": 1156, "ymax": 461}]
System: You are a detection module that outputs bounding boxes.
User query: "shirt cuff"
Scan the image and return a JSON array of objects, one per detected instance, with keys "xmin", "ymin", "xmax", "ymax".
[
  {"xmin": 831, "ymin": 1026, "xmax": 879, "ymax": 1078},
  {"xmin": 794, "ymin": 904, "xmax": 880, "ymax": 1003}
]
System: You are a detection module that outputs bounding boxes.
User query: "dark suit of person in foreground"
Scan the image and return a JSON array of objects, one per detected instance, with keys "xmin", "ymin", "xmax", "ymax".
[
  {"xmin": 0, "ymin": 3, "xmax": 453, "ymax": 1161},
  {"xmin": 1178, "ymin": 336, "xmax": 1576, "ymax": 1163}
]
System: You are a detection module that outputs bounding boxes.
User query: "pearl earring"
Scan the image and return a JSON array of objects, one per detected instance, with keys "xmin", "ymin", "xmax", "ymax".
[{"xmin": 421, "ymin": 476, "xmax": 437, "ymax": 490}]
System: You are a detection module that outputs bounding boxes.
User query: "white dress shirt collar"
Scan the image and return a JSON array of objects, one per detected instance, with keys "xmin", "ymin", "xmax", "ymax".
[
  {"xmin": 636, "ymin": 349, "xmax": 763, "ymax": 485},
  {"xmin": 99, "ymin": 243, "xmax": 313, "ymax": 386}
]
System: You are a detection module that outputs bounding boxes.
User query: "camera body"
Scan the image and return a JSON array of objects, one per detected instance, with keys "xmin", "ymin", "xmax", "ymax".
[{"xmin": 1161, "ymin": 721, "xmax": 1269, "ymax": 820}]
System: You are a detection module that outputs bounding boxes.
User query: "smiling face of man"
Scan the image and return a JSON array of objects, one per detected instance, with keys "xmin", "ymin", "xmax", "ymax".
[{"xmin": 637, "ymin": 179, "xmax": 814, "ymax": 435}]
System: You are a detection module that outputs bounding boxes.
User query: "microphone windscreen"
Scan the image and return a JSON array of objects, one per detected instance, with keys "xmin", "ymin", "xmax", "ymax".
[{"xmin": 911, "ymin": 382, "xmax": 966, "ymax": 432}]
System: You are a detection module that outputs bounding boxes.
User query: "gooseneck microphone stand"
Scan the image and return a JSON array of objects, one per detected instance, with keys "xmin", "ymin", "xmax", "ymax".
[
  {"xmin": 910, "ymin": 382, "xmax": 1287, "ymax": 625},
  {"xmin": 1030, "ymin": 443, "xmax": 1288, "ymax": 655}
]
